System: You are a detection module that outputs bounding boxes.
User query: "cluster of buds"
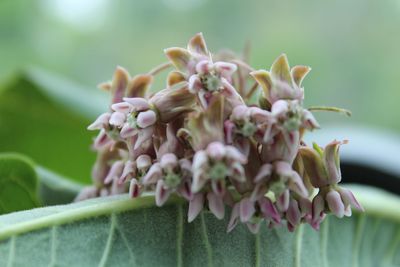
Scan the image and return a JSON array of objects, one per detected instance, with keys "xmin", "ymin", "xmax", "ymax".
[{"xmin": 77, "ymin": 33, "xmax": 363, "ymax": 233}]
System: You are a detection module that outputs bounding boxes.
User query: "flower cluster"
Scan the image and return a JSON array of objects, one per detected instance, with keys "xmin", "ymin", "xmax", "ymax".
[{"xmin": 77, "ymin": 33, "xmax": 363, "ymax": 233}]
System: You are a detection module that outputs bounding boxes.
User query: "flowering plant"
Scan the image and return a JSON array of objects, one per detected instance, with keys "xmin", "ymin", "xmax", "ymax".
[{"xmin": 78, "ymin": 33, "xmax": 363, "ymax": 233}]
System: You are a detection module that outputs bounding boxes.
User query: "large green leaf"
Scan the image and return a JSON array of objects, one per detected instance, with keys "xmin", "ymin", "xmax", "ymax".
[
  {"xmin": 0, "ymin": 153, "xmax": 40, "ymax": 215},
  {"xmin": 0, "ymin": 185, "xmax": 398, "ymax": 267},
  {"xmin": 0, "ymin": 67, "xmax": 108, "ymax": 183}
]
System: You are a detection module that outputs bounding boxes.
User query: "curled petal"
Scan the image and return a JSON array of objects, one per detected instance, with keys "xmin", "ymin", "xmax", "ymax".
[
  {"xmin": 326, "ymin": 190, "xmax": 345, "ymax": 218},
  {"xmin": 88, "ymin": 113, "xmax": 111, "ymax": 130},
  {"xmin": 227, "ymin": 203, "xmax": 240, "ymax": 233},
  {"xmin": 137, "ymin": 110, "xmax": 157, "ymax": 128},
  {"xmin": 323, "ymin": 140, "xmax": 347, "ymax": 185},
  {"xmin": 188, "ymin": 193, "xmax": 205, "ymax": 222},
  {"xmin": 207, "ymin": 192, "xmax": 225, "ymax": 220},
  {"xmin": 291, "ymin": 65, "xmax": 311, "ymax": 87},
  {"xmin": 302, "ymin": 109, "xmax": 320, "ymax": 130},
  {"xmin": 206, "ymin": 142, "xmax": 226, "ymax": 160},
  {"xmin": 254, "ymin": 163, "xmax": 273, "ymax": 183},
  {"xmin": 155, "ymin": 180, "xmax": 171, "ymax": 206},
  {"xmin": 104, "ymin": 160, "xmax": 124, "ymax": 185},
  {"xmin": 111, "ymin": 102, "xmax": 133, "ymax": 114},
  {"xmin": 276, "ymin": 189, "xmax": 290, "ymax": 212},
  {"xmin": 240, "ymin": 197, "xmax": 255, "ymax": 223},
  {"xmin": 250, "ymin": 70, "xmax": 272, "ymax": 102},
  {"xmin": 136, "ymin": 154, "xmax": 152, "ymax": 171},
  {"xmin": 129, "ymin": 178, "xmax": 140, "ymax": 198},
  {"xmin": 109, "ymin": 112, "xmax": 126, "ymax": 127},
  {"xmin": 270, "ymin": 54, "xmax": 293, "ymax": 85},
  {"xmin": 160, "ymin": 153, "xmax": 179, "ymax": 170},
  {"xmin": 122, "ymin": 97, "xmax": 150, "ymax": 111},
  {"xmin": 214, "ymin": 61, "xmax": 237, "ymax": 78},
  {"xmin": 195, "ymin": 60, "xmax": 212, "ymax": 74},
  {"xmin": 142, "ymin": 163, "xmax": 162, "ymax": 185}
]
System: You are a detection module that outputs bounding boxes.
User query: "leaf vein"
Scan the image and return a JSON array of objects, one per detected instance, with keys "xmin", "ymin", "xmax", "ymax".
[
  {"xmin": 6, "ymin": 236, "xmax": 15, "ymax": 267},
  {"xmin": 98, "ymin": 213, "xmax": 116, "ymax": 267},
  {"xmin": 200, "ymin": 212, "xmax": 213, "ymax": 267}
]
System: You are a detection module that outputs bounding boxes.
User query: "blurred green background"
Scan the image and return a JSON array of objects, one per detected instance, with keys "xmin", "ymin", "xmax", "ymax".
[{"xmin": 0, "ymin": 0, "xmax": 399, "ymax": 183}]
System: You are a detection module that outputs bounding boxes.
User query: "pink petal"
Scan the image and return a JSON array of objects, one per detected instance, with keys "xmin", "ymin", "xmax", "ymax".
[
  {"xmin": 326, "ymin": 190, "xmax": 345, "ymax": 218},
  {"xmin": 195, "ymin": 59, "xmax": 212, "ymax": 74},
  {"xmin": 211, "ymin": 179, "xmax": 226, "ymax": 197},
  {"xmin": 160, "ymin": 153, "xmax": 179, "ymax": 170},
  {"xmin": 109, "ymin": 112, "xmax": 126, "ymax": 127},
  {"xmin": 206, "ymin": 142, "xmax": 226, "ymax": 160},
  {"xmin": 227, "ymin": 203, "xmax": 240, "ymax": 233},
  {"xmin": 258, "ymin": 197, "xmax": 280, "ymax": 223},
  {"xmin": 155, "ymin": 180, "xmax": 171, "ymax": 206},
  {"xmin": 254, "ymin": 163, "xmax": 273, "ymax": 183},
  {"xmin": 122, "ymin": 97, "xmax": 150, "ymax": 111},
  {"xmin": 120, "ymin": 123, "xmax": 138, "ymax": 138},
  {"xmin": 111, "ymin": 102, "xmax": 133, "ymax": 114},
  {"xmin": 188, "ymin": 193, "xmax": 204, "ymax": 222},
  {"xmin": 188, "ymin": 75, "xmax": 203, "ymax": 94},
  {"xmin": 177, "ymin": 179, "xmax": 193, "ymax": 201},
  {"xmin": 338, "ymin": 187, "xmax": 364, "ymax": 212},
  {"xmin": 104, "ymin": 160, "xmax": 124, "ymax": 185},
  {"xmin": 276, "ymin": 189, "xmax": 290, "ymax": 212},
  {"xmin": 214, "ymin": 61, "xmax": 237, "ymax": 78},
  {"xmin": 288, "ymin": 171, "xmax": 309, "ymax": 198},
  {"xmin": 286, "ymin": 199, "xmax": 301, "ymax": 227},
  {"xmin": 94, "ymin": 129, "xmax": 111, "ymax": 149},
  {"xmin": 271, "ymin": 100, "xmax": 289, "ymax": 117},
  {"xmin": 191, "ymin": 172, "xmax": 207, "ymax": 193},
  {"xmin": 240, "ymin": 197, "xmax": 255, "ymax": 223},
  {"xmin": 302, "ymin": 109, "xmax": 320, "ymax": 130},
  {"xmin": 207, "ymin": 192, "xmax": 225, "ymax": 220},
  {"xmin": 129, "ymin": 178, "xmax": 140, "ymax": 198},
  {"xmin": 134, "ymin": 126, "xmax": 154, "ymax": 150},
  {"xmin": 137, "ymin": 110, "xmax": 157, "ymax": 128},
  {"xmin": 225, "ymin": 145, "xmax": 247, "ymax": 164},
  {"xmin": 118, "ymin": 160, "xmax": 136, "ymax": 184},
  {"xmin": 142, "ymin": 163, "xmax": 162, "ymax": 185},
  {"xmin": 231, "ymin": 105, "xmax": 250, "ymax": 121},
  {"xmin": 192, "ymin": 150, "xmax": 208, "ymax": 171},
  {"xmin": 87, "ymin": 113, "xmax": 111, "ymax": 130},
  {"xmin": 136, "ymin": 154, "xmax": 152, "ymax": 170},
  {"xmin": 224, "ymin": 120, "xmax": 236, "ymax": 144},
  {"xmin": 311, "ymin": 194, "xmax": 325, "ymax": 225}
]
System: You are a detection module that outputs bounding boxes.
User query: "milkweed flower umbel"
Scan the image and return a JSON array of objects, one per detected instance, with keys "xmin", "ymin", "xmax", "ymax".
[{"xmin": 77, "ymin": 33, "xmax": 362, "ymax": 234}]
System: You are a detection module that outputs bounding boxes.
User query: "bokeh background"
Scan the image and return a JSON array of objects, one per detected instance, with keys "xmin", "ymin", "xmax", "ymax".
[{"xmin": 1, "ymin": 0, "xmax": 399, "ymax": 184}]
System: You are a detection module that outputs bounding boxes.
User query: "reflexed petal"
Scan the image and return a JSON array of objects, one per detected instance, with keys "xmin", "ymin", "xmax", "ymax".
[
  {"xmin": 326, "ymin": 190, "xmax": 345, "ymax": 218},
  {"xmin": 231, "ymin": 105, "xmax": 249, "ymax": 121},
  {"xmin": 136, "ymin": 154, "xmax": 152, "ymax": 170},
  {"xmin": 323, "ymin": 140, "xmax": 346, "ymax": 184},
  {"xmin": 299, "ymin": 146, "xmax": 329, "ymax": 188},
  {"xmin": 206, "ymin": 142, "xmax": 226, "ymax": 160},
  {"xmin": 276, "ymin": 189, "xmax": 290, "ymax": 212},
  {"xmin": 129, "ymin": 179, "xmax": 140, "ymax": 198},
  {"xmin": 94, "ymin": 129, "xmax": 111, "ymax": 149},
  {"xmin": 224, "ymin": 120, "xmax": 236, "ymax": 144},
  {"xmin": 188, "ymin": 193, "xmax": 205, "ymax": 222},
  {"xmin": 192, "ymin": 150, "xmax": 208, "ymax": 171},
  {"xmin": 258, "ymin": 197, "xmax": 280, "ymax": 223},
  {"xmin": 104, "ymin": 160, "xmax": 124, "ymax": 185},
  {"xmin": 271, "ymin": 99, "xmax": 289, "ymax": 117},
  {"xmin": 249, "ymin": 107, "xmax": 270, "ymax": 123},
  {"xmin": 142, "ymin": 163, "xmax": 162, "ymax": 185},
  {"xmin": 312, "ymin": 194, "xmax": 325, "ymax": 225},
  {"xmin": 122, "ymin": 97, "xmax": 150, "ymax": 111},
  {"xmin": 74, "ymin": 186, "xmax": 98, "ymax": 202},
  {"xmin": 126, "ymin": 74, "xmax": 153, "ymax": 98},
  {"xmin": 88, "ymin": 113, "xmax": 111, "ymax": 130},
  {"xmin": 134, "ymin": 126, "xmax": 154, "ymax": 150},
  {"xmin": 177, "ymin": 179, "xmax": 193, "ymax": 201},
  {"xmin": 109, "ymin": 112, "xmax": 126, "ymax": 127},
  {"xmin": 286, "ymin": 199, "xmax": 301, "ymax": 227},
  {"xmin": 227, "ymin": 203, "xmax": 240, "ymax": 233},
  {"xmin": 111, "ymin": 102, "xmax": 133, "ymax": 114},
  {"xmin": 191, "ymin": 172, "xmax": 207, "ymax": 193},
  {"xmin": 119, "ymin": 160, "xmax": 136, "ymax": 184},
  {"xmin": 120, "ymin": 124, "xmax": 138, "ymax": 138},
  {"xmin": 225, "ymin": 145, "xmax": 247, "ymax": 164},
  {"xmin": 195, "ymin": 60, "xmax": 212, "ymax": 74},
  {"xmin": 160, "ymin": 153, "xmax": 179, "ymax": 170},
  {"xmin": 302, "ymin": 109, "xmax": 320, "ymax": 130},
  {"xmin": 111, "ymin": 66, "xmax": 129, "ymax": 104},
  {"xmin": 240, "ymin": 197, "xmax": 255, "ymax": 223},
  {"xmin": 254, "ymin": 163, "xmax": 273, "ymax": 183},
  {"xmin": 287, "ymin": 171, "xmax": 309, "ymax": 198},
  {"xmin": 230, "ymin": 162, "xmax": 246, "ymax": 182},
  {"xmin": 207, "ymin": 192, "xmax": 225, "ymax": 220},
  {"xmin": 155, "ymin": 180, "xmax": 171, "ymax": 206},
  {"xmin": 137, "ymin": 110, "xmax": 157, "ymax": 128}
]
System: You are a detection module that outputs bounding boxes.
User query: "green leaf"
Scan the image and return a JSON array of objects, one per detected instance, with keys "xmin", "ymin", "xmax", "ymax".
[
  {"xmin": 0, "ymin": 185, "xmax": 399, "ymax": 267},
  {"xmin": 0, "ymin": 153, "xmax": 40, "ymax": 215},
  {"xmin": 36, "ymin": 166, "xmax": 83, "ymax": 206},
  {"xmin": 0, "ymin": 67, "xmax": 108, "ymax": 183}
]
